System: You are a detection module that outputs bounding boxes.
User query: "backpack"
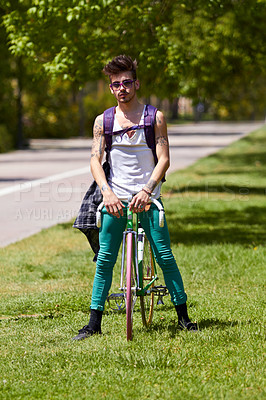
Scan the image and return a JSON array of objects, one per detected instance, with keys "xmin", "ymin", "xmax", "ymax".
[{"xmin": 103, "ymin": 104, "xmax": 158, "ymax": 165}]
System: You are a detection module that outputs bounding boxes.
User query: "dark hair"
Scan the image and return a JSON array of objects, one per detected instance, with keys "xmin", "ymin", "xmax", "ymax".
[{"xmin": 103, "ymin": 55, "xmax": 138, "ymax": 80}]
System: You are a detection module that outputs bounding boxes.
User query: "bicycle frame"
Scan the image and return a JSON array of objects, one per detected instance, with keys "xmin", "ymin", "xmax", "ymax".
[
  {"xmin": 120, "ymin": 206, "xmax": 159, "ymax": 296},
  {"xmin": 96, "ymin": 198, "xmax": 169, "ymax": 339}
]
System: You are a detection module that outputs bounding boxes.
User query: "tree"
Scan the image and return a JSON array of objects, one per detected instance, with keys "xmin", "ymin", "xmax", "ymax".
[
  {"xmin": 0, "ymin": 7, "xmax": 20, "ymax": 150},
  {"xmin": 2, "ymin": 0, "xmax": 178, "ymax": 97},
  {"xmin": 2, "ymin": 0, "xmax": 265, "ymax": 120},
  {"xmin": 163, "ymin": 0, "xmax": 266, "ymax": 118}
]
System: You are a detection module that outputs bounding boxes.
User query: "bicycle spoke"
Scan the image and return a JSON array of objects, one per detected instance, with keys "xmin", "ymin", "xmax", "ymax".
[{"xmin": 140, "ymin": 236, "xmax": 155, "ymax": 327}]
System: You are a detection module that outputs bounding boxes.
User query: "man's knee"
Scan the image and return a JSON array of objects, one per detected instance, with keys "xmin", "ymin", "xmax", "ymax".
[
  {"xmin": 96, "ymin": 251, "xmax": 117, "ymax": 271},
  {"xmin": 155, "ymin": 249, "xmax": 177, "ymax": 270}
]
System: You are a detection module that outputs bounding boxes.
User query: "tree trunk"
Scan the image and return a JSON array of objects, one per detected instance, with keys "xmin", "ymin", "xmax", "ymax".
[
  {"xmin": 78, "ymin": 88, "xmax": 85, "ymax": 137},
  {"xmin": 171, "ymin": 97, "xmax": 179, "ymax": 120},
  {"xmin": 16, "ymin": 57, "xmax": 24, "ymax": 149}
]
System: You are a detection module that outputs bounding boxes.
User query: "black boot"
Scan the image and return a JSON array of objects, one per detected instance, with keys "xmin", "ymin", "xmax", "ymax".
[
  {"xmin": 72, "ymin": 309, "xmax": 103, "ymax": 341},
  {"xmin": 175, "ymin": 303, "xmax": 198, "ymax": 331}
]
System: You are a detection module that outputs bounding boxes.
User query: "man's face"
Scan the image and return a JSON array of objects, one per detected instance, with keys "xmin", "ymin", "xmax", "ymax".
[{"xmin": 109, "ymin": 71, "xmax": 139, "ymax": 104}]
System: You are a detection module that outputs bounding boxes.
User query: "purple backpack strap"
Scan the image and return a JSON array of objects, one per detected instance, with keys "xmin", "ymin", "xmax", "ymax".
[
  {"xmin": 103, "ymin": 106, "xmax": 116, "ymax": 155},
  {"xmin": 144, "ymin": 104, "xmax": 158, "ymax": 164},
  {"xmin": 144, "ymin": 104, "xmax": 166, "ymax": 182}
]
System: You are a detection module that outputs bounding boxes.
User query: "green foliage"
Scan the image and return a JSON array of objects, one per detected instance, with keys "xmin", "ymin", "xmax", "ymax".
[
  {"xmin": 0, "ymin": 124, "xmax": 14, "ymax": 152},
  {"xmin": 165, "ymin": 0, "xmax": 266, "ymax": 118},
  {"xmin": 3, "ymin": 1, "xmax": 265, "ymax": 104},
  {"xmin": 2, "ymin": 0, "xmax": 176, "ymax": 97},
  {"xmin": 23, "ymin": 78, "xmax": 80, "ymax": 139},
  {"xmin": 0, "ymin": 17, "xmax": 17, "ymax": 147},
  {"xmin": 83, "ymin": 88, "xmax": 115, "ymax": 133},
  {"xmin": 22, "ymin": 79, "xmax": 115, "ymax": 139},
  {"xmin": 0, "ymin": 0, "xmax": 265, "ymax": 146}
]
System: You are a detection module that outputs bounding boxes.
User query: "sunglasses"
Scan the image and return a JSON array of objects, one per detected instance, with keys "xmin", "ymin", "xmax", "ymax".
[{"xmin": 110, "ymin": 79, "xmax": 136, "ymax": 91}]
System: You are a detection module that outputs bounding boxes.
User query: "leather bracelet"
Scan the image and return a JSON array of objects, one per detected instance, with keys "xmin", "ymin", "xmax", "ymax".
[{"xmin": 141, "ymin": 188, "xmax": 152, "ymax": 197}]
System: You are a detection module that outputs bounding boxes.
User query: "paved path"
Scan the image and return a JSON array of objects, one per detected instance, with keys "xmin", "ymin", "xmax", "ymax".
[{"xmin": 0, "ymin": 121, "xmax": 263, "ymax": 247}]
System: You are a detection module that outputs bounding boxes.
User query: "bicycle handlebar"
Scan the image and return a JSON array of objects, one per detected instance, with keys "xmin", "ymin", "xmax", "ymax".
[
  {"xmin": 96, "ymin": 198, "xmax": 164, "ymax": 228},
  {"xmin": 151, "ymin": 198, "xmax": 165, "ymax": 228}
]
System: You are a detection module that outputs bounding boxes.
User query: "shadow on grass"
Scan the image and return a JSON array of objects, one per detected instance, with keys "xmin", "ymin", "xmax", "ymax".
[
  {"xmin": 197, "ymin": 318, "xmax": 238, "ymax": 330},
  {"xmin": 205, "ymin": 149, "xmax": 266, "ymax": 169},
  {"xmin": 59, "ymin": 205, "xmax": 266, "ymax": 246},
  {"xmin": 169, "ymin": 184, "xmax": 266, "ymax": 196},
  {"xmin": 167, "ymin": 205, "xmax": 266, "ymax": 245},
  {"xmin": 0, "ymin": 312, "xmax": 65, "ymax": 321},
  {"xmin": 144, "ymin": 318, "xmax": 240, "ymax": 338}
]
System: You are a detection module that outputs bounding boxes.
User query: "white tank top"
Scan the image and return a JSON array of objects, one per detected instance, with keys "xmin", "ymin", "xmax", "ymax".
[{"xmin": 108, "ymin": 105, "xmax": 161, "ymax": 201}]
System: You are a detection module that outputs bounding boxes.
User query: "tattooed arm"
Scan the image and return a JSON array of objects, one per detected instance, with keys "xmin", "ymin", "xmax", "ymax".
[
  {"xmin": 91, "ymin": 114, "xmax": 125, "ymax": 217},
  {"xmin": 129, "ymin": 110, "xmax": 170, "ymax": 212},
  {"xmin": 143, "ymin": 110, "xmax": 169, "ymax": 192},
  {"xmin": 90, "ymin": 114, "xmax": 106, "ymax": 187}
]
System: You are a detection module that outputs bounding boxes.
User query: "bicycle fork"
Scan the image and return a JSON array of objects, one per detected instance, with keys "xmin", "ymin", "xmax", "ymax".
[{"xmin": 120, "ymin": 230, "xmax": 139, "ymax": 290}]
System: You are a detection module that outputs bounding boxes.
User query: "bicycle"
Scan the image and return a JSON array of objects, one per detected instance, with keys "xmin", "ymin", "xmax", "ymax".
[{"xmin": 96, "ymin": 197, "xmax": 169, "ymax": 341}]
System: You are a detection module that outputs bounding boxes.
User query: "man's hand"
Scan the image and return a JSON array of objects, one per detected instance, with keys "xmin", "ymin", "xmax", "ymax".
[
  {"xmin": 103, "ymin": 188, "xmax": 125, "ymax": 217},
  {"xmin": 129, "ymin": 190, "xmax": 150, "ymax": 213}
]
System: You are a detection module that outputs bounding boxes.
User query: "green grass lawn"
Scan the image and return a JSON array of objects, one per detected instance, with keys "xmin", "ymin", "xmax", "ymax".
[{"xmin": 0, "ymin": 126, "xmax": 265, "ymax": 399}]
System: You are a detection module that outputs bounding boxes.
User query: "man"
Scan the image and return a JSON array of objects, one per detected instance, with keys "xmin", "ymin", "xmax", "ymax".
[{"xmin": 72, "ymin": 55, "xmax": 197, "ymax": 340}]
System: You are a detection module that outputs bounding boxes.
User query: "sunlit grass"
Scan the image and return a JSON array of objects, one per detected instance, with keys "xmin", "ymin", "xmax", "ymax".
[{"xmin": 0, "ymin": 126, "xmax": 265, "ymax": 399}]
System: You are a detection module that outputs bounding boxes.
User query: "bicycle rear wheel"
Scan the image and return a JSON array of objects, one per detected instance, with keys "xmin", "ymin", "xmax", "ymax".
[
  {"xmin": 126, "ymin": 232, "xmax": 137, "ymax": 341},
  {"xmin": 140, "ymin": 237, "xmax": 155, "ymax": 327}
]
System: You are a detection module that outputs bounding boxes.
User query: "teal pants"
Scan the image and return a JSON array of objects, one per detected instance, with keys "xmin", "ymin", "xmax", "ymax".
[{"xmin": 90, "ymin": 201, "xmax": 187, "ymax": 311}]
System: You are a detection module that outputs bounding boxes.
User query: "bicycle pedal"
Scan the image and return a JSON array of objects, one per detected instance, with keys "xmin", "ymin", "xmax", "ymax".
[
  {"xmin": 108, "ymin": 293, "xmax": 124, "ymax": 299},
  {"xmin": 107, "ymin": 293, "xmax": 126, "ymax": 311}
]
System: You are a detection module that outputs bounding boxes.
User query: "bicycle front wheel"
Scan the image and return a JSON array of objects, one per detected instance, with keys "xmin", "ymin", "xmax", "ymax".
[
  {"xmin": 140, "ymin": 237, "xmax": 155, "ymax": 327},
  {"xmin": 126, "ymin": 232, "xmax": 137, "ymax": 341}
]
